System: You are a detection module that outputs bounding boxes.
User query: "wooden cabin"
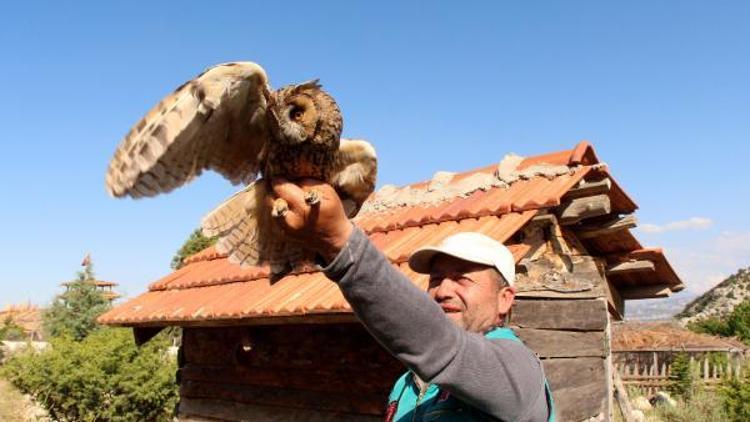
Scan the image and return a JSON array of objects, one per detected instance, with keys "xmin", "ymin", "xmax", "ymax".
[
  {"xmin": 612, "ymin": 321, "xmax": 747, "ymax": 395},
  {"xmin": 99, "ymin": 141, "xmax": 684, "ymax": 421}
]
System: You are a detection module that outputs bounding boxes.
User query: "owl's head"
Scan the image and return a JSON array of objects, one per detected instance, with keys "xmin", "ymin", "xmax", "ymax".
[{"xmin": 266, "ymin": 80, "xmax": 343, "ymax": 148}]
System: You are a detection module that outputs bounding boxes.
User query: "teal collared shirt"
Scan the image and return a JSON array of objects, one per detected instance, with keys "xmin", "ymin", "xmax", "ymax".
[{"xmin": 385, "ymin": 327, "xmax": 555, "ymax": 422}]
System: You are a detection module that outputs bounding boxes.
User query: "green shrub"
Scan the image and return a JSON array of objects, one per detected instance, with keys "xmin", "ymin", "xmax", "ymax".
[
  {"xmin": 688, "ymin": 299, "xmax": 750, "ymax": 346},
  {"xmin": 669, "ymin": 353, "xmax": 696, "ymax": 400},
  {"xmin": 1, "ymin": 328, "xmax": 178, "ymax": 421},
  {"xmin": 726, "ymin": 301, "xmax": 750, "ymax": 344},
  {"xmin": 0, "ymin": 316, "xmax": 26, "ymax": 341},
  {"xmin": 720, "ymin": 363, "xmax": 750, "ymax": 421}
]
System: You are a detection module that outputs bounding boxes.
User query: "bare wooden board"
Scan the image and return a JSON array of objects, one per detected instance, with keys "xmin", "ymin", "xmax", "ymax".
[
  {"xmin": 514, "ymin": 328, "xmax": 607, "ymax": 358},
  {"xmin": 179, "ymin": 397, "xmax": 381, "ymax": 422},
  {"xmin": 606, "ymin": 260, "xmax": 655, "ymax": 276},
  {"xmin": 559, "ymin": 194, "xmax": 612, "ymax": 225},
  {"xmin": 562, "ymin": 178, "xmax": 612, "ymax": 200},
  {"xmin": 604, "ymin": 277, "xmax": 625, "ymax": 320},
  {"xmin": 619, "ymin": 284, "xmax": 673, "ymax": 300},
  {"xmin": 180, "ymin": 363, "xmax": 400, "ymax": 395},
  {"xmin": 181, "ymin": 380, "xmax": 386, "ymax": 415},
  {"xmin": 543, "ymin": 357, "xmax": 608, "ymax": 421},
  {"xmin": 511, "ymin": 299, "xmax": 608, "ymax": 331},
  {"xmin": 577, "ymin": 214, "xmax": 637, "ymax": 239}
]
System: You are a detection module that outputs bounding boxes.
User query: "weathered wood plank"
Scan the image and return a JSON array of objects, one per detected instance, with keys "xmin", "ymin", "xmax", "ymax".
[
  {"xmin": 180, "ymin": 363, "xmax": 400, "ymax": 395},
  {"xmin": 179, "ymin": 397, "xmax": 381, "ymax": 421},
  {"xmin": 559, "ymin": 194, "xmax": 612, "ymax": 225},
  {"xmin": 514, "ymin": 328, "xmax": 606, "ymax": 358},
  {"xmin": 511, "ymin": 299, "xmax": 608, "ymax": 331},
  {"xmin": 577, "ymin": 214, "xmax": 637, "ymax": 239},
  {"xmin": 606, "ymin": 260, "xmax": 655, "ymax": 276},
  {"xmin": 183, "ymin": 324, "xmax": 399, "ymax": 369},
  {"xmin": 563, "ymin": 178, "xmax": 612, "ymax": 200},
  {"xmin": 604, "ymin": 276, "xmax": 625, "ymax": 320},
  {"xmin": 516, "ymin": 254, "xmax": 606, "ymax": 296},
  {"xmin": 132, "ymin": 326, "xmax": 164, "ymax": 346},
  {"xmin": 181, "ymin": 380, "xmax": 387, "ymax": 415},
  {"xmin": 516, "ymin": 289, "xmax": 605, "ymax": 299},
  {"xmin": 543, "ymin": 357, "xmax": 608, "ymax": 421},
  {"xmin": 613, "ymin": 371, "xmax": 637, "ymax": 422},
  {"xmin": 619, "ymin": 284, "xmax": 673, "ymax": 300}
]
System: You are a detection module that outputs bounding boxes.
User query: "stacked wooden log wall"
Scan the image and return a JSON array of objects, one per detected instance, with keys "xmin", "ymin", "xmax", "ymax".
[
  {"xmin": 510, "ymin": 213, "xmax": 614, "ymax": 421},
  {"xmin": 177, "ymin": 323, "xmax": 401, "ymax": 421}
]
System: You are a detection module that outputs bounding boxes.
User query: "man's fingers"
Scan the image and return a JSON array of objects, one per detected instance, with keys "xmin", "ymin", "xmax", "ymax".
[{"xmin": 270, "ymin": 177, "xmax": 308, "ymax": 212}]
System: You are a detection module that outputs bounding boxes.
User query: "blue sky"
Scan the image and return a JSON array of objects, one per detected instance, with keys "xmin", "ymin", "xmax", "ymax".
[{"xmin": 1, "ymin": 2, "xmax": 748, "ymax": 308}]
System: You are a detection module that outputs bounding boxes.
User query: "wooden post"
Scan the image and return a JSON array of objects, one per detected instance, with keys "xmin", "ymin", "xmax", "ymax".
[
  {"xmin": 613, "ymin": 371, "xmax": 637, "ymax": 422},
  {"xmin": 704, "ymin": 358, "xmax": 709, "ymax": 381}
]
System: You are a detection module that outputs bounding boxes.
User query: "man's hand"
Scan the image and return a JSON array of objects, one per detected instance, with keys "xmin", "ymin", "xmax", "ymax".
[{"xmin": 267, "ymin": 177, "xmax": 353, "ymax": 263}]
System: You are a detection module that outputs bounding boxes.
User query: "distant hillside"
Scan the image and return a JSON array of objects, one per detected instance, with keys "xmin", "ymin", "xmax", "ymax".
[
  {"xmin": 626, "ymin": 294, "xmax": 696, "ymax": 321},
  {"xmin": 677, "ymin": 267, "xmax": 750, "ymax": 324}
]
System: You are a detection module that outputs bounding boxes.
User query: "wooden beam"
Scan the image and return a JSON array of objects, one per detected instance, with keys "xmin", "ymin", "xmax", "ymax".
[
  {"xmin": 604, "ymin": 276, "xmax": 625, "ymax": 321},
  {"xmin": 577, "ymin": 215, "xmax": 638, "ymax": 239},
  {"xmin": 619, "ymin": 284, "xmax": 673, "ymax": 300},
  {"xmin": 132, "ymin": 326, "xmax": 164, "ymax": 346},
  {"xmin": 563, "ymin": 178, "xmax": 612, "ymax": 200},
  {"xmin": 613, "ymin": 371, "xmax": 637, "ymax": 422},
  {"xmin": 115, "ymin": 313, "xmax": 358, "ymax": 329},
  {"xmin": 543, "ymin": 357, "xmax": 609, "ymax": 421},
  {"xmin": 511, "ymin": 299, "xmax": 608, "ymax": 331},
  {"xmin": 559, "ymin": 194, "xmax": 611, "ymax": 225},
  {"xmin": 513, "ymin": 328, "xmax": 607, "ymax": 358},
  {"xmin": 606, "ymin": 260, "xmax": 655, "ymax": 276},
  {"xmin": 179, "ymin": 398, "xmax": 381, "ymax": 421}
]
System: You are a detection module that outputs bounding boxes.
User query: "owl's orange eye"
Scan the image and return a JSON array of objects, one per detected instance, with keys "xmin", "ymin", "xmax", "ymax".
[{"xmin": 290, "ymin": 107, "xmax": 304, "ymax": 120}]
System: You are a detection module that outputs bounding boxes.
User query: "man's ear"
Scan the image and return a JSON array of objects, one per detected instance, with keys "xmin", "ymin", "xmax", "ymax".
[{"xmin": 497, "ymin": 286, "xmax": 516, "ymax": 316}]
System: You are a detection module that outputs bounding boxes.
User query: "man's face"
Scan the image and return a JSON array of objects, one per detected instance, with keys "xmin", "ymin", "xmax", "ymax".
[{"xmin": 427, "ymin": 254, "xmax": 515, "ymax": 333}]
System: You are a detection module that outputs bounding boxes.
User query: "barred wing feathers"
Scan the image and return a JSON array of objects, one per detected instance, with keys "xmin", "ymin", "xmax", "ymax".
[{"xmin": 105, "ymin": 62, "xmax": 270, "ymax": 198}]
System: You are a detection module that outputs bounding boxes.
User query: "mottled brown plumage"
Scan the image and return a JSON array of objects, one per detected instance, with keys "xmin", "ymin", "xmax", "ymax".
[{"xmin": 105, "ymin": 62, "xmax": 377, "ymax": 275}]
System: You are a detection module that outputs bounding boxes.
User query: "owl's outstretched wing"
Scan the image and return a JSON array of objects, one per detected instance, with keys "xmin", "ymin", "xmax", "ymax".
[
  {"xmin": 331, "ymin": 139, "xmax": 378, "ymax": 217},
  {"xmin": 200, "ymin": 139, "xmax": 376, "ymax": 275},
  {"xmin": 105, "ymin": 62, "xmax": 271, "ymax": 198}
]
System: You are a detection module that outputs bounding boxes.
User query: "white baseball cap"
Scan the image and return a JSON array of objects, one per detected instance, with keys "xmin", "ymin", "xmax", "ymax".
[{"xmin": 408, "ymin": 232, "xmax": 516, "ymax": 286}]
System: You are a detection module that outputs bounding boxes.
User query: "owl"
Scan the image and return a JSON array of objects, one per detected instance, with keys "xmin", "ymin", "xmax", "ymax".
[{"xmin": 105, "ymin": 62, "xmax": 377, "ymax": 275}]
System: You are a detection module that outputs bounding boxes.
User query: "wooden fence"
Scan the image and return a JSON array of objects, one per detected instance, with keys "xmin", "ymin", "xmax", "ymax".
[{"xmin": 614, "ymin": 352, "xmax": 744, "ymax": 395}]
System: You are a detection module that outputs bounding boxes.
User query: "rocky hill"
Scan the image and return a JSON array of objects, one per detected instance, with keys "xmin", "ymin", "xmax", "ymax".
[{"xmin": 677, "ymin": 267, "xmax": 750, "ymax": 324}]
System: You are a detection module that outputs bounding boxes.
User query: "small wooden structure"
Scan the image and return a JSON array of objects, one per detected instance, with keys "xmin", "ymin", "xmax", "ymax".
[
  {"xmin": 0, "ymin": 303, "xmax": 43, "ymax": 341},
  {"xmin": 612, "ymin": 321, "xmax": 747, "ymax": 395},
  {"xmin": 62, "ymin": 279, "xmax": 121, "ymax": 302},
  {"xmin": 100, "ymin": 141, "xmax": 684, "ymax": 421}
]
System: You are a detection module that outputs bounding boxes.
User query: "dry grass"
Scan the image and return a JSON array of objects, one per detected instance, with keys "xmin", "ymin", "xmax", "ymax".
[
  {"xmin": 0, "ymin": 377, "xmax": 49, "ymax": 422},
  {"xmin": 0, "ymin": 377, "xmax": 30, "ymax": 422}
]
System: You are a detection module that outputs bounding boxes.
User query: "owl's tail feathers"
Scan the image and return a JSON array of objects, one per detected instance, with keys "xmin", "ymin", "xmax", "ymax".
[{"xmin": 201, "ymin": 180, "xmax": 307, "ymax": 277}]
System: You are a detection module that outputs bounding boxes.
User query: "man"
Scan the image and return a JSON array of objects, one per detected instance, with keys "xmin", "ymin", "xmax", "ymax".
[{"xmin": 268, "ymin": 178, "xmax": 554, "ymax": 421}]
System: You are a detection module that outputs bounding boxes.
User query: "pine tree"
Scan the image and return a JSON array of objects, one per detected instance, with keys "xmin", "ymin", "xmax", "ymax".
[
  {"xmin": 170, "ymin": 228, "xmax": 217, "ymax": 269},
  {"xmin": 0, "ymin": 315, "xmax": 26, "ymax": 341},
  {"xmin": 43, "ymin": 259, "xmax": 111, "ymax": 341},
  {"xmin": 669, "ymin": 353, "xmax": 696, "ymax": 400}
]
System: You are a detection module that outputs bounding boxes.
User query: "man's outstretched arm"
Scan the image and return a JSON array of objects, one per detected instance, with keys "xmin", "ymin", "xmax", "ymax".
[{"xmin": 269, "ymin": 178, "xmax": 549, "ymax": 421}]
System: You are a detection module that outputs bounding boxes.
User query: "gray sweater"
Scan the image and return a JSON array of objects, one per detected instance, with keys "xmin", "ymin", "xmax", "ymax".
[{"xmin": 323, "ymin": 227, "xmax": 550, "ymax": 422}]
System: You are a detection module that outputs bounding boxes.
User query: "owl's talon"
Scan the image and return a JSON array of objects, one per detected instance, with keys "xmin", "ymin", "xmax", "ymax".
[
  {"xmin": 304, "ymin": 189, "xmax": 321, "ymax": 206},
  {"xmin": 272, "ymin": 198, "xmax": 289, "ymax": 218}
]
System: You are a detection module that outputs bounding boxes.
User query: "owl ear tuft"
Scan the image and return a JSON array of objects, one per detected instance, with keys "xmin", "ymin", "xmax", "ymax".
[{"xmin": 294, "ymin": 79, "xmax": 322, "ymax": 92}]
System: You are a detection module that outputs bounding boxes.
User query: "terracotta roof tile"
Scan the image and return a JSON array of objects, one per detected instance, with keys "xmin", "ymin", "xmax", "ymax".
[{"xmin": 99, "ymin": 141, "xmax": 682, "ymax": 326}]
